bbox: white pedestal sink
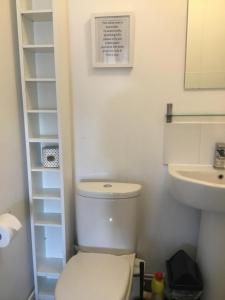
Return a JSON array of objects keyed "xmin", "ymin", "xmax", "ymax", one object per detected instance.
[{"xmin": 168, "ymin": 165, "xmax": 225, "ymax": 300}]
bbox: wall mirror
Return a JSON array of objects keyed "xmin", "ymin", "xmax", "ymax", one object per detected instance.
[{"xmin": 185, "ymin": 0, "xmax": 225, "ymax": 89}]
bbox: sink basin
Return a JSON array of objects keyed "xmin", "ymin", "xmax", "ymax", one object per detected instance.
[
  {"xmin": 168, "ymin": 164, "xmax": 225, "ymax": 213},
  {"xmin": 168, "ymin": 164, "xmax": 225, "ymax": 300}
]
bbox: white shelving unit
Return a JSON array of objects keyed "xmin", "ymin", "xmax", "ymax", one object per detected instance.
[{"xmin": 16, "ymin": 1, "xmax": 74, "ymax": 299}]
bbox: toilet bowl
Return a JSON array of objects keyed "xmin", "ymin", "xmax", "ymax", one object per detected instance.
[
  {"xmin": 55, "ymin": 182, "xmax": 142, "ymax": 300},
  {"xmin": 55, "ymin": 252, "xmax": 135, "ymax": 300}
]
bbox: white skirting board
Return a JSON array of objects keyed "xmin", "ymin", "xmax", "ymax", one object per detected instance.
[{"xmin": 27, "ymin": 290, "xmax": 35, "ymax": 300}]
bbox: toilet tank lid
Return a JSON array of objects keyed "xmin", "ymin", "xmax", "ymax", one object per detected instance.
[{"xmin": 77, "ymin": 182, "xmax": 142, "ymax": 199}]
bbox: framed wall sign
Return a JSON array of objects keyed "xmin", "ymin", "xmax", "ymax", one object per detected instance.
[{"xmin": 91, "ymin": 12, "xmax": 134, "ymax": 68}]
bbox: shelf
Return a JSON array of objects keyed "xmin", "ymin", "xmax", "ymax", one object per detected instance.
[
  {"xmin": 37, "ymin": 257, "xmax": 63, "ymax": 278},
  {"xmin": 31, "ymin": 166, "xmax": 60, "ymax": 172},
  {"xmin": 23, "ymin": 45, "xmax": 54, "ymax": 52},
  {"xmin": 34, "ymin": 213, "xmax": 62, "ymax": 227},
  {"xmin": 20, "ymin": 10, "xmax": 53, "ymax": 45},
  {"xmin": 25, "ymin": 81, "xmax": 57, "ymax": 111},
  {"xmin": 30, "ymin": 143, "xmax": 60, "ymax": 175},
  {"xmin": 39, "ymin": 295, "xmax": 54, "ymax": 300},
  {"xmin": 26, "ymin": 78, "xmax": 56, "ymax": 82},
  {"xmin": 33, "ymin": 199, "xmax": 61, "ymax": 214},
  {"xmin": 32, "ymin": 172, "xmax": 61, "ymax": 199},
  {"xmin": 16, "ymin": 1, "xmax": 74, "ymax": 298},
  {"xmin": 29, "ymin": 135, "xmax": 59, "ymax": 143},
  {"xmin": 166, "ymin": 103, "xmax": 225, "ymax": 123},
  {"xmin": 32, "ymin": 188, "xmax": 61, "ymax": 200},
  {"xmin": 38, "ymin": 277, "xmax": 57, "ymax": 300},
  {"xmin": 28, "ymin": 112, "xmax": 58, "ymax": 140},
  {"xmin": 23, "ymin": 50, "xmax": 55, "ymax": 78},
  {"xmin": 21, "ymin": 10, "xmax": 53, "ymax": 22},
  {"xmin": 172, "ymin": 114, "xmax": 225, "ymax": 117},
  {"xmin": 19, "ymin": 0, "xmax": 52, "ymax": 11},
  {"xmin": 27, "ymin": 110, "xmax": 57, "ymax": 114},
  {"xmin": 35, "ymin": 227, "xmax": 64, "ymax": 268}
]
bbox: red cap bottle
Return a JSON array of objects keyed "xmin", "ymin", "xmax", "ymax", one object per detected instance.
[{"xmin": 154, "ymin": 272, "xmax": 163, "ymax": 281}]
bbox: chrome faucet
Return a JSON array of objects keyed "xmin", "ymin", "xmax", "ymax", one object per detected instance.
[{"xmin": 214, "ymin": 143, "xmax": 225, "ymax": 169}]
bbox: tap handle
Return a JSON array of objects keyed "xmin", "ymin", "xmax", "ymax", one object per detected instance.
[{"xmin": 214, "ymin": 143, "xmax": 225, "ymax": 169}]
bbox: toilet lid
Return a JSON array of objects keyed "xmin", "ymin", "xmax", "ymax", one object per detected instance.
[
  {"xmin": 55, "ymin": 252, "xmax": 134, "ymax": 300},
  {"xmin": 77, "ymin": 182, "xmax": 142, "ymax": 199}
]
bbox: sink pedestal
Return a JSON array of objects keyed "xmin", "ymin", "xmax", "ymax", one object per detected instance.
[
  {"xmin": 168, "ymin": 164, "xmax": 225, "ymax": 300},
  {"xmin": 197, "ymin": 211, "xmax": 225, "ymax": 300}
]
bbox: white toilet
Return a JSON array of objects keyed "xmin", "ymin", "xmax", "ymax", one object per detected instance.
[{"xmin": 55, "ymin": 181, "xmax": 142, "ymax": 300}]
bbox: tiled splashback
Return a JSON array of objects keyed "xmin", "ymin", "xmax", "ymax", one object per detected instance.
[{"xmin": 164, "ymin": 123, "xmax": 225, "ymax": 164}]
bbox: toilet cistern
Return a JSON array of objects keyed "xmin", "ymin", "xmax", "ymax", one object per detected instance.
[
  {"xmin": 213, "ymin": 143, "xmax": 225, "ymax": 169},
  {"xmin": 75, "ymin": 181, "xmax": 142, "ymax": 252}
]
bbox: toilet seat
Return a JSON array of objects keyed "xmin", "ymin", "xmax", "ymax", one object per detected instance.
[{"xmin": 55, "ymin": 252, "xmax": 135, "ymax": 300}]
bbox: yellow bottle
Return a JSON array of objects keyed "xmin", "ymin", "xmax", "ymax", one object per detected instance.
[{"xmin": 151, "ymin": 272, "xmax": 165, "ymax": 300}]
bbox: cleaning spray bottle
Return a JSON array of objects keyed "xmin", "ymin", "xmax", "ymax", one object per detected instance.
[{"xmin": 151, "ymin": 272, "xmax": 165, "ymax": 300}]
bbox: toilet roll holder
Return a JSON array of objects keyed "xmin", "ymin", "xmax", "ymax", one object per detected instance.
[{"xmin": 0, "ymin": 211, "xmax": 22, "ymax": 247}]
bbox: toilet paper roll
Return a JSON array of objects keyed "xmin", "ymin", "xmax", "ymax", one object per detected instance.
[{"xmin": 0, "ymin": 213, "xmax": 22, "ymax": 248}]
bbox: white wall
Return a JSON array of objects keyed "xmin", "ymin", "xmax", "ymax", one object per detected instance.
[
  {"xmin": 0, "ymin": 1, "xmax": 33, "ymax": 299},
  {"xmin": 69, "ymin": 0, "xmax": 225, "ymax": 271}
]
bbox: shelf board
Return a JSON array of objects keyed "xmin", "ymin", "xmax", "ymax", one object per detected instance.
[
  {"xmin": 34, "ymin": 213, "xmax": 62, "ymax": 227},
  {"xmin": 38, "ymin": 278, "xmax": 56, "ymax": 300},
  {"xmin": 26, "ymin": 78, "xmax": 56, "ymax": 82},
  {"xmin": 21, "ymin": 10, "xmax": 53, "ymax": 22},
  {"xmin": 37, "ymin": 257, "xmax": 63, "ymax": 278},
  {"xmin": 29, "ymin": 135, "xmax": 59, "ymax": 143},
  {"xmin": 27, "ymin": 109, "xmax": 57, "ymax": 114},
  {"xmin": 23, "ymin": 45, "xmax": 54, "ymax": 52},
  {"xmin": 31, "ymin": 165, "xmax": 60, "ymax": 172},
  {"xmin": 32, "ymin": 188, "xmax": 61, "ymax": 200},
  {"xmin": 39, "ymin": 293, "xmax": 54, "ymax": 300}
]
